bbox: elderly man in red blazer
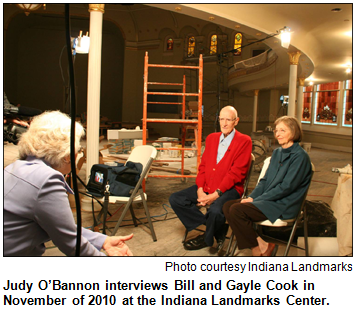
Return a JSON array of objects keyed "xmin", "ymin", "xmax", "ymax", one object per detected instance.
[{"xmin": 169, "ymin": 106, "xmax": 252, "ymax": 251}]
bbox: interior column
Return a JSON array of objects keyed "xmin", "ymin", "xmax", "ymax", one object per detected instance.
[
  {"xmin": 86, "ymin": 4, "xmax": 105, "ymax": 179},
  {"xmin": 287, "ymin": 51, "xmax": 301, "ymax": 117},
  {"xmin": 296, "ymin": 77, "xmax": 305, "ymax": 122},
  {"xmin": 252, "ymin": 89, "xmax": 259, "ymax": 132}
]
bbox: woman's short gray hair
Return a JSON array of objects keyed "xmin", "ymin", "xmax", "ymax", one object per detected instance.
[
  {"xmin": 274, "ymin": 115, "xmax": 303, "ymax": 142},
  {"xmin": 18, "ymin": 111, "xmax": 85, "ymax": 168}
]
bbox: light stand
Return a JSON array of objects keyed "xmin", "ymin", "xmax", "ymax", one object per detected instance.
[
  {"xmin": 64, "ymin": 4, "xmax": 90, "ymax": 256},
  {"xmin": 277, "ymin": 95, "xmax": 289, "ymax": 117},
  {"xmin": 72, "ymin": 31, "xmax": 90, "ymax": 55},
  {"xmin": 60, "ymin": 31, "xmax": 90, "ymax": 114}
]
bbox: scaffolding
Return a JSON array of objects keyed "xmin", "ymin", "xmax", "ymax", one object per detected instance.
[{"xmin": 142, "ymin": 51, "xmax": 203, "ymax": 179}]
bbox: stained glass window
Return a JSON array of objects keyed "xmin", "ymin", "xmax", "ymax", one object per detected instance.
[
  {"xmin": 210, "ymin": 34, "xmax": 217, "ymax": 55},
  {"xmin": 342, "ymin": 79, "xmax": 352, "ymax": 127},
  {"xmin": 234, "ymin": 33, "xmax": 242, "ymax": 56},
  {"xmin": 188, "ymin": 36, "xmax": 195, "ymax": 57},
  {"xmin": 314, "ymin": 82, "xmax": 340, "ymax": 125},
  {"xmin": 302, "ymin": 85, "xmax": 313, "ymax": 123},
  {"xmin": 167, "ymin": 38, "xmax": 173, "ymax": 51}
]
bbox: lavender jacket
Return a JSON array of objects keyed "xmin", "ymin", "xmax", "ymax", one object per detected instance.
[{"xmin": 4, "ymin": 157, "xmax": 107, "ymax": 256}]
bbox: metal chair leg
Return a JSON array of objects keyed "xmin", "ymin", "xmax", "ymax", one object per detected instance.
[
  {"xmin": 102, "ymin": 191, "xmax": 110, "ymax": 234},
  {"xmin": 230, "ymin": 241, "xmax": 238, "ymax": 256},
  {"xmin": 224, "ymin": 232, "xmax": 234, "ymax": 256},
  {"xmin": 110, "ymin": 200, "xmax": 134, "ymax": 236},
  {"xmin": 140, "ymin": 189, "xmax": 157, "ymax": 242},
  {"xmin": 129, "ymin": 204, "xmax": 138, "ymax": 227},
  {"xmin": 284, "ymin": 219, "xmax": 299, "ymax": 256},
  {"xmin": 303, "ymin": 208, "xmax": 309, "ymax": 256}
]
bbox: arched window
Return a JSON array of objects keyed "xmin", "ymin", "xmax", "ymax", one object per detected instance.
[
  {"xmin": 210, "ymin": 34, "xmax": 218, "ymax": 55},
  {"xmin": 188, "ymin": 36, "xmax": 195, "ymax": 57},
  {"xmin": 167, "ymin": 38, "xmax": 173, "ymax": 51},
  {"xmin": 234, "ymin": 33, "xmax": 242, "ymax": 56}
]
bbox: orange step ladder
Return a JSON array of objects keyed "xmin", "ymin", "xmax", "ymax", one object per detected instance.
[{"xmin": 142, "ymin": 51, "xmax": 203, "ymax": 179}]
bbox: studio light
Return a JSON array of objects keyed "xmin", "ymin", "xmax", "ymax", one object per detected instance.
[
  {"xmin": 76, "ymin": 31, "xmax": 90, "ymax": 54},
  {"xmin": 72, "ymin": 31, "xmax": 90, "ymax": 55}
]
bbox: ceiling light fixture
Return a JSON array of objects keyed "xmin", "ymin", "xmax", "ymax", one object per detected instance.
[
  {"xmin": 280, "ymin": 27, "xmax": 291, "ymax": 48},
  {"xmin": 345, "ymin": 30, "xmax": 352, "ymax": 37},
  {"xmin": 344, "ymin": 63, "xmax": 352, "ymax": 73},
  {"xmin": 15, "ymin": 4, "xmax": 46, "ymax": 16}
]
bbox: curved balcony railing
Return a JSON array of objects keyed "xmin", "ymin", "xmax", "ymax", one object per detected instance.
[{"xmin": 228, "ymin": 49, "xmax": 278, "ymax": 80}]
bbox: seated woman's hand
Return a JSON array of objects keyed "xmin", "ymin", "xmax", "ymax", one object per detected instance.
[
  {"xmin": 103, "ymin": 234, "xmax": 134, "ymax": 256},
  {"xmin": 241, "ymin": 197, "xmax": 253, "ymax": 203}
]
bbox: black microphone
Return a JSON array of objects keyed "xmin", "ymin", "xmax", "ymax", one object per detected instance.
[{"xmin": 9, "ymin": 105, "xmax": 42, "ymax": 117}]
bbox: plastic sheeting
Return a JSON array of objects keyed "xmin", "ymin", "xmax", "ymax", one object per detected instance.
[{"xmin": 331, "ymin": 174, "xmax": 352, "ymax": 256}]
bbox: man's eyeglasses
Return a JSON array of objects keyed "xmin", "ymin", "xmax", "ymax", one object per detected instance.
[{"xmin": 219, "ymin": 117, "xmax": 236, "ymax": 123}]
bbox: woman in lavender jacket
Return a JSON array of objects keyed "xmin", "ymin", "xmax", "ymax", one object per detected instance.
[{"xmin": 4, "ymin": 111, "xmax": 133, "ymax": 256}]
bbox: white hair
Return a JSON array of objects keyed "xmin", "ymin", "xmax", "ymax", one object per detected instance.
[
  {"xmin": 18, "ymin": 111, "xmax": 85, "ymax": 169},
  {"xmin": 220, "ymin": 106, "xmax": 238, "ymax": 119}
]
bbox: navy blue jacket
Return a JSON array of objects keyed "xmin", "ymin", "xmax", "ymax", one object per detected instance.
[{"xmin": 249, "ymin": 142, "xmax": 312, "ymax": 222}]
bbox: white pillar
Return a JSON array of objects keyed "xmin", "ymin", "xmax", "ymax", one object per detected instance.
[
  {"xmin": 86, "ymin": 4, "xmax": 105, "ymax": 179},
  {"xmin": 296, "ymin": 77, "xmax": 305, "ymax": 123},
  {"xmin": 252, "ymin": 89, "xmax": 259, "ymax": 132},
  {"xmin": 287, "ymin": 51, "xmax": 301, "ymax": 117}
]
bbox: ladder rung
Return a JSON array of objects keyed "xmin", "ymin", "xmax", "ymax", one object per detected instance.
[
  {"xmin": 147, "ymin": 102, "xmax": 183, "ymax": 105},
  {"xmin": 145, "ymin": 118, "xmax": 198, "ymax": 124},
  {"xmin": 156, "ymin": 147, "xmax": 197, "ymax": 151},
  {"xmin": 147, "ymin": 91, "xmax": 199, "ymax": 97},
  {"xmin": 154, "ymin": 159, "xmax": 183, "ymax": 163},
  {"xmin": 148, "ymin": 82, "xmax": 184, "ymax": 86},
  {"xmin": 148, "ymin": 64, "xmax": 200, "ymax": 70}
]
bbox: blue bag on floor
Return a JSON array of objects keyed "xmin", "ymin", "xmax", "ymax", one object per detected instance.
[{"xmin": 87, "ymin": 162, "xmax": 143, "ymax": 197}]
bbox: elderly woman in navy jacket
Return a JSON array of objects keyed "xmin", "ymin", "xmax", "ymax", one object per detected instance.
[{"xmin": 223, "ymin": 116, "xmax": 312, "ymax": 256}]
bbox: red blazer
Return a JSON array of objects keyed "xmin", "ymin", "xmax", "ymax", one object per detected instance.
[{"xmin": 196, "ymin": 130, "xmax": 252, "ymax": 197}]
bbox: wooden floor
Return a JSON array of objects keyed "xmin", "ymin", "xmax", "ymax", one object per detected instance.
[{"xmin": 4, "ymin": 141, "xmax": 352, "ymax": 257}]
